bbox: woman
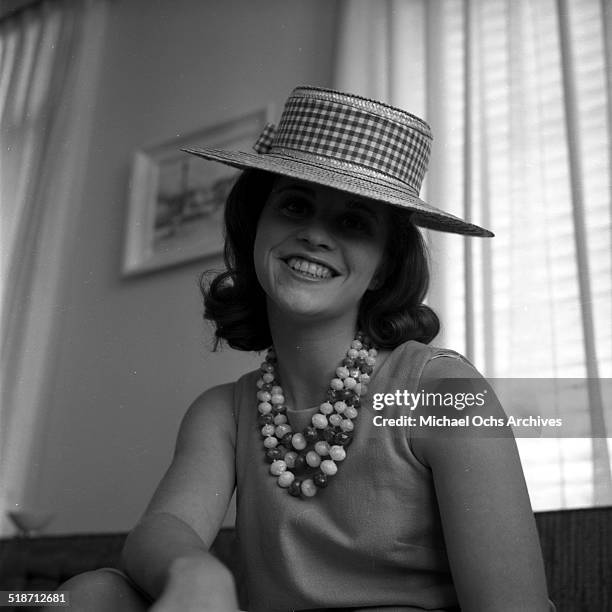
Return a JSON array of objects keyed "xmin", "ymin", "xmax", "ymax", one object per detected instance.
[{"xmin": 60, "ymin": 87, "xmax": 552, "ymax": 611}]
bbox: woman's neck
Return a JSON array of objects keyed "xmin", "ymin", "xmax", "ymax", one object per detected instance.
[{"xmin": 267, "ymin": 311, "xmax": 359, "ymax": 411}]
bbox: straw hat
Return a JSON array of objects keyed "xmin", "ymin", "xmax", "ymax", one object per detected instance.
[{"xmin": 183, "ymin": 86, "xmax": 493, "ymax": 237}]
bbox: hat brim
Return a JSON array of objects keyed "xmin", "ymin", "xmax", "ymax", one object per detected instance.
[{"xmin": 183, "ymin": 147, "xmax": 494, "ymax": 238}]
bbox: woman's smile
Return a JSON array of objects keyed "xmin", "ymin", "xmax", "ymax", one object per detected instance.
[{"xmin": 281, "ymin": 255, "xmax": 339, "ymax": 281}]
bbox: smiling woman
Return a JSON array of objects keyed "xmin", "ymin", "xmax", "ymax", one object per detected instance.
[{"xmin": 57, "ymin": 86, "xmax": 554, "ymax": 612}]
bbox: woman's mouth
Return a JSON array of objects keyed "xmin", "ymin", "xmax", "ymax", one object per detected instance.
[{"xmin": 284, "ymin": 256, "xmax": 336, "ymax": 280}]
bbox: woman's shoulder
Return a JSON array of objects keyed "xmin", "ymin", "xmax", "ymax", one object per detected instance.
[
  {"xmin": 184, "ymin": 368, "xmax": 261, "ymax": 428},
  {"xmin": 384, "ymin": 339, "xmax": 482, "ymax": 381}
]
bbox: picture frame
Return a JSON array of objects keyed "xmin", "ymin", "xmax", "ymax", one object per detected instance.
[{"xmin": 122, "ymin": 107, "xmax": 270, "ymax": 276}]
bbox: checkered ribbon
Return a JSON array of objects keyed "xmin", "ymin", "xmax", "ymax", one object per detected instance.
[
  {"xmin": 259, "ymin": 91, "xmax": 431, "ymax": 193},
  {"xmin": 253, "ymin": 122, "xmax": 277, "ymax": 154}
]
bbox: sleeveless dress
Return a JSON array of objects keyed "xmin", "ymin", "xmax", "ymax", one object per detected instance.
[{"xmin": 234, "ymin": 340, "xmax": 465, "ymax": 612}]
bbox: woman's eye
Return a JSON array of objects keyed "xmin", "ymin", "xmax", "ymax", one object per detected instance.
[
  {"xmin": 278, "ymin": 198, "xmax": 309, "ymax": 217},
  {"xmin": 340, "ymin": 214, "xmax": 370, "ymax": 233}
]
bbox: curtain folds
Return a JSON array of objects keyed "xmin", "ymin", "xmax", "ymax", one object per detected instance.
[
  {"xmin": 0, "ymin": 0, "xmax": 108, "ymax": 535},
  {"xmin": 334, "ymin": 0, "xmax": 611, "ymax": 510}
]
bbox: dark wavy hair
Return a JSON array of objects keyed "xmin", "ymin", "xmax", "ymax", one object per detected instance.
[{"xmin": 201, "ymin": 169, "xmax": 439, "ymax": 351}]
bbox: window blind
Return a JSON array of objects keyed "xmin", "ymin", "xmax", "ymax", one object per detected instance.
[{"xmin": 428, "ymin": 0, "xmax": 611, "ymax": 510}]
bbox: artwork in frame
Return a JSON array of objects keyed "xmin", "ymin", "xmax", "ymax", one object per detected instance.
[{"xmin": 122, "ymin": 108, "xmax": 270, "ymax": 276}]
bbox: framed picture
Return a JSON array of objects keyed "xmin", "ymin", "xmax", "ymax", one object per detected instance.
[{"xmin": 122, "ymin": 108, "xmax": 270, "ymax": 276}]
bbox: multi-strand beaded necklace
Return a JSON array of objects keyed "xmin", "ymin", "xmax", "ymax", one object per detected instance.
[{"xmin": 256, "ymin": 332, "xmax": 377, "ymax": 498}]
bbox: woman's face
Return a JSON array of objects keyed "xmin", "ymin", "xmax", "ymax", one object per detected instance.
[{"xmin": 253, "ymin": 177, "xmax": 390, "ymax": 323}]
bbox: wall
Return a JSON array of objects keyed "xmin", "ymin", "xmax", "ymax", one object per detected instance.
[{"xmin": 28, "ymin": 0, "xmax": 339, "ymax": 535}]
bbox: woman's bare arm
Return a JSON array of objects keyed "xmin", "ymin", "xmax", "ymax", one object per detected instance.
[
  {"xmin": 121, "ymin": 382, "xmax": 238, "ymax": 609},
  {"xmin": 412, "ymin": 357, "xmax": 550, "ymax": 612}
]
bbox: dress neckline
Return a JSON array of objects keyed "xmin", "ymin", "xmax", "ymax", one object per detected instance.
[{"xmin": 284, "ymin": 345, "xmax": 394, "ymax": 431}]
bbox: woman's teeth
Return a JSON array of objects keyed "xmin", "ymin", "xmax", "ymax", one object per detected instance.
[{"xmin": 286, "ymin": 257, "xmax": 333, "ymax": 279}]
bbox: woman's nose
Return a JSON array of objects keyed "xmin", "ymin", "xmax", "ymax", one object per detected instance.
[{"xmin": 296, "ymin": 219, "xmax": 336, "ymax": 250}]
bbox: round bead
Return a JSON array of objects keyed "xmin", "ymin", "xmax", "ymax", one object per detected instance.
[
  {"xmin": 320, "ymin": 459, "xmax": 338, "ymax": 475},
  {"xmin": 358, "ymin": 349, "xmax": 369, "ymax": 359},
  {"xmin": 257, "ymin": 390, "xmax": 272, "ymax": 402},
  {"xmin": 368, "ymin": 348, "xmax": 378, "ymax": 357},
  {"xmin": 275, "ymin": 424, "xmax": 292, "ymax": 438},
  {"xmin": 306, "ymin": 450, "xmax": 321, "ymax": 467},
  {"xmin": 312, "ymin": 413, "xmax": 328, "ymax": 429},
  {"xmin": 270, "ymin": 459, "xmax": 287, "ymax": 476},
  {"xmin": 343, "ymin": 357, "xmax": 355, "ymax": 368},
  {"xmin": 362, "ymin": 365, "xmax": 374, "ymax": 375},
  {"xmin": 288, "ymin": 480, "xmax": 302, "ymax": 497},
  {"xmin": 340, "ymin": 419, "xmax": 354, "ymax": 432},
  {"xmin": 258, "ymin": 402, "xmax": 272, "ymax": 415},
  {"xmin": 333, "ymin": 401, "xmax": 347, "ymax": 414},
  {"xmin": 350, "ymin": 339, "xmax": 363, "ymax": 350},
  {"xmin": 277, "ymin": 471, "xmax": 295, "ymax": 488},
  {"xmin": 347, "ymin": 348, "xmax": 359, "ymax": 359},
  {"xmin": 273, "ymin": 414, "xmax": 288, "ymax": 425},
  {"xmin": 323, "ymin": 428, "xmax": 337, "ymax": 443},
  {"xmin": 291, "ymin": 433, "xmax": 307, "ymax": 450},
  {"xmin": 261, "ymin": 424, "xmax": 275, "ymax": 437},
  {"xmin": 263, "ymin": 436, "xmax": 278, "ymax": 449},
  {"xmin": 258, "ymin": 414, "xmax": 274, "ymax": 426},
  {"xmin": 281, "ymin": 432, "xmax": 294, "ymax": 447},
  {"xmin": 335, "ymin": 366, "xmax": 350, "ymax": 379},
  {"xmin": 270, "ymin": 394, "xmax": 285, "ymax": 405},
  {"xmin": 359, "ymin": 373, "xmax": 371, "ymax": 384},
  {"xmin": 284, "ymin": 451, "xmax": 297, "ymax": 468},
  {"xmin": 256, "ymin": 378, "xmax": 265, "ymax": 389},
  {"xmin": 330, "ymin": 378, "xmax": 344, "ymax": 391},
  {"xmin": 328, "ymin": 413, "xmax": 342, "ymax": 427},
  {"xmin": 271, "ymin": 385, "xmax": 283, "ymax": 395},
  {"xmin": 261, "ymin": 362, "xmax": 274, "ymax": 373},
  {"xmin": 329, "ymin": 445, "xmax": 346, "ymax": 461},
  {"xmin": 319, "ymin": 402, "xmax": 334, "ymax": 415},
  {"xmin": 343, "ymin": 377, "xmax": 357, "ymax": 389},
  {"xmin": 262, "ymin": 372, "xmax": 274, "ymax": 383},
  {"xmin": 365, "ymin": 355, "xmax": 376, "ymax": 366},
  {"xmin": 301, "ymin": 479, "xmax": 318, "ymax": 497},
  {"xmin": 275, "ymin": 445, "xmax": 287, "ymax": 458},
  {"xmin": 314, "ymin": 441, "xmax": 330, "ymax": 456},
  {"xmin": 313, "ymin": 471, "xmax": 328, "ymax": 488},
  {"xmin": 293, "ymin": 454, "xmax": 307, "ymax": 471},
  {"xmin": 344, "ymin": 406, "xmax": 358, "ymax": 420},
  {"xmin": 265, "ymin": 448, "xmax": 282, "ymax": 462}
]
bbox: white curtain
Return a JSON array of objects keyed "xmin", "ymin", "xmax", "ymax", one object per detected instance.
[
  {"xmin": 0, "ymin": 0, "xmax": 108, "ymax": 535},
  {"xmin": 335, "ymin": 0, "xmax": 611, "ymax": 511}
]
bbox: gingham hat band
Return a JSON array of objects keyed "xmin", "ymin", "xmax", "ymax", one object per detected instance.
[{"xmin": 253, "ymin": 92, "xmax": 431, "ymax": 195}]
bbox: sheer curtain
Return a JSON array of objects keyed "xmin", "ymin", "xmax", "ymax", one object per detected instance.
[
  {"xmin": 0, "ymin": 0, "xmax": 108, "ymax": 535},
  {"xmin": 335, "ymin": 0, "xmax": 611, "ymax": 511}
]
